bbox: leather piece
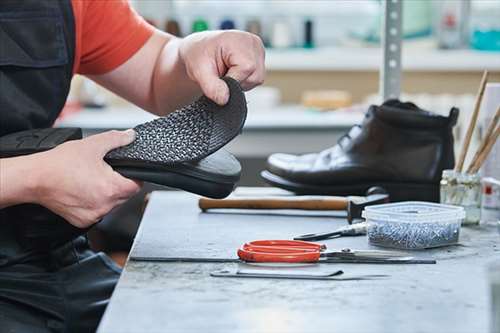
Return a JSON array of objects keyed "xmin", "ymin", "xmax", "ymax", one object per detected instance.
[{"xmin": 264, "ymin": 100, "xmax": 458, "ymax": 200}]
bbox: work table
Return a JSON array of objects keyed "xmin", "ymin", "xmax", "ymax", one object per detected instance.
[{"xmin": 97, "ymin": 191, "xmax": 498, "ymax": 333}]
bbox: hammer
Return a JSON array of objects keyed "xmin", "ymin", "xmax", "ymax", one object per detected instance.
[{"xmin": 198, "ymin": 187, "xmax": 389, "ymax": 224}]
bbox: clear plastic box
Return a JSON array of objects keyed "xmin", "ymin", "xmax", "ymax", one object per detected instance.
[{"xmin": 362, "ymin": 201, "xmax": 466, "ymax": 250}]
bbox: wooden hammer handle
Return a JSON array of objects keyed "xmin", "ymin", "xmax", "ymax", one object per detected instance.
[{"xmin": 199, "ymin": 196, "xmax": 349, "ymax": 211}]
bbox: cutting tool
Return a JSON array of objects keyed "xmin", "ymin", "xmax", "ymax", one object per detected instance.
[{"xmin": 237, "ymin": 240, "xmax": 435, "ymax": 264}]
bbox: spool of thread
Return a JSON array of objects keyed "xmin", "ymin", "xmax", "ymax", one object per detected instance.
[
  {"xmin": 304, "ymin": 19, "xmax": 314, "ymax": 48},
  {"xmin": 192, "ymin": 18, "xmax": 209, "ymax": 33},
  {"xmin": 271, "ymin": 20, "xmax": 292, "ymax": 48},
  {"xmin": 165, "ymin": 19, "xmax": 181, "ymax": 37},
  {"xmin": 220, "ymin": 19, "xmax": 235, "ymax": 30}
]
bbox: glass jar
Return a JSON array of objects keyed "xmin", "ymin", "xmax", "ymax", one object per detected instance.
[{"xmin": 440, "ymin": 169, "xmax": 482, "ymax": 225}]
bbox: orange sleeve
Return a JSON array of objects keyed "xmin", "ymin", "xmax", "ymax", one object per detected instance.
[{"xmin": 76, "ymin": 0, "xmax": 155, "ymax": 75}]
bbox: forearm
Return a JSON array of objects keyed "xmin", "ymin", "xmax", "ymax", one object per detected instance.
[
  {"xmin": 89, "ymin": 31, "xmax": 201, "ymax": 117},
  {"xmin": 0, "ymin": 155, "xmax": 40, "ymax": 208},
  {"xmin": 150, "ymin": 37, "xmax": 202, "ymax": 115}
]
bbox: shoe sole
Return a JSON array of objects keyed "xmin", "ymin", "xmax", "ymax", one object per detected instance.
[
  {"xmin": 261, "ymin": 170, "xmax": 439, "ymax": 202},
  {"xmin": 105, "ymin": 76, "xmax": 247, "ymax": 165},
  {"xmin": 112, "ymin": 149, "xmax": 241, "ymax": 199}
]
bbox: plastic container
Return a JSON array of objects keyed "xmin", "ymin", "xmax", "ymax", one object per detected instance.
[{"xmin": 362, "ymin": 201, "xmax": 466, "ymax": 250}]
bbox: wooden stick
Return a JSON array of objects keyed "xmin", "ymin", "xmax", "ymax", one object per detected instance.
[
  {"xmin": 455, "ymin": 70, "xmax": 489, "ymax": 172},
  {"xmin": 469, "ymin": 124, "xmax": 500, "ymax": 174},
  {"xmin": 467, "ymin": 105, "xmax": 500, "ymax": 173},
  {"xmin": 199, "ymin": 196, "xmax": 349, "ymax": 211}
]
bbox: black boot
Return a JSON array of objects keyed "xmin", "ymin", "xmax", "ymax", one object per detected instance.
[{"xmin": 262, "ymin": 100, "xmax": 459, "ymax": 202}]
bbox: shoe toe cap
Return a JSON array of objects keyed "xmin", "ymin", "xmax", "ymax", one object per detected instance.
[{"xmin": 266, "ymin": 153, "xmax": 297, "ymax": 177}]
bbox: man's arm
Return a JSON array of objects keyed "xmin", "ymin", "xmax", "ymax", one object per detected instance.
[
  {"xmin": 0, "ymin": 130, "xmax": 141, "ymax": 228},
  {"xmin": 0, "ymin": 156, "xmax": 40, "ymax": 208},
  {"xmin": 88, "ymin": 30, "xmax": 265, "ymax": 116}
]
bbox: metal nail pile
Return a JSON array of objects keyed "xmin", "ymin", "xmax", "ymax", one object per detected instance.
[{"xmin": 368, "ymin": 220, "xmax": 460, "ymax": 249}]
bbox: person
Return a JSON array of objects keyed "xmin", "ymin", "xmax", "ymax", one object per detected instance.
[{"xmin": 0, "ymin": 1, "xmax": 265, "ymax": 332}]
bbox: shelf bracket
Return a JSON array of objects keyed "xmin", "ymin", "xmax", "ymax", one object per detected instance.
[{"xmin": 380, "ymin": 0, "xmax": 403, "ymax": 101}]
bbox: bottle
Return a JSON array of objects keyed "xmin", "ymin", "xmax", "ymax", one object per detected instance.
[
  {"xmin": 271, "ymin": 20, "xmax": 292, "ymax": 48},
  {"xmin": 192, "ymin": 19, "xmax": 209, "ymax": 33},
  {"xmin": 303, "ymin": 19, "xmax": 314, "ymax": 48},
  {"xmin": 220, "ymin": 19, "xmax": 235, "ymax": 30},
  {"xmin": 165, "ymin": 19, "xmax": 181, "ymax": 37}
]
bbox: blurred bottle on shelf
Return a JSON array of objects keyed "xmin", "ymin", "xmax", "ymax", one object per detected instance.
[
  {"xmin": 303, "ymin": 19, "xmax": 314, "ymax": 48},
  {"xmin": 437, "ymin": 0, "xmax": 470, "ymax": 49},
  {"xmin": 470, "ymin": 0, "xmax": 500, "ymax": 51},
  {"xmin": 192, "ymin": 18, "xmax": 209, "ymax": 33},
  {"xmin": 271, "ymin": 20, "xmax": 292, "ymax": 48},
  {"xmin": 220, "ymin": 19, "xmax": 235, "ymax": 30},
  {"xmin": 165, "ymin": 19, "xmax": 181, "ymax": 37},
  {"xmin": 246, "ymin": 19, "xmax": 266, "ymax": 45}
]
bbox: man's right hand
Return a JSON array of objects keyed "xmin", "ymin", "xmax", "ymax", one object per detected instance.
[{"xmin": 27, "ymin": 130, "xmax": 141, "ymax": 228}]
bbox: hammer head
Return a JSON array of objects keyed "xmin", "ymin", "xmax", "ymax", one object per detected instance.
[{"xmin": 347, "ymin": 193, "xmax": 389, "ymax": 224}]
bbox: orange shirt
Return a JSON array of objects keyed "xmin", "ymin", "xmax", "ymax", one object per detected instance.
[{"xmin": 71, "ymin": 0, "xmax": 155, "ymax": 75}]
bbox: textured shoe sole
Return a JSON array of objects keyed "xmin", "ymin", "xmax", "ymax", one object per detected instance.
[
  {"xmin": 105, "ymin": 76, "xmax": 247, "ymax": 165},
  {"xmin": 261, "ymin": 170, "xmax": 439, "ymax": 202}
]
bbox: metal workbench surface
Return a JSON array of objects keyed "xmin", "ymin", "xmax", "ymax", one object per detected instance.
[{"xmin": 97, "ymin": 191, "xmax": 499, "ymax": 333}]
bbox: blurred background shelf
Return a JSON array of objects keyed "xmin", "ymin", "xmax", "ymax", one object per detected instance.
[{"xmin": 265, "ymin": 47, "xmax": 500, "ymax": 72}]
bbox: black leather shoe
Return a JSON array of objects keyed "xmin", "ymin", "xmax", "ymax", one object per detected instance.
[{"xmin": 262, "ymin": 100, "xmax": 459, "ymax": 202}]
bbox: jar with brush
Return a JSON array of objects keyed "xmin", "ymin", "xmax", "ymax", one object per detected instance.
[{"xmin": 440, "ymin": 71, "xmax": 500, "ymax": 225}]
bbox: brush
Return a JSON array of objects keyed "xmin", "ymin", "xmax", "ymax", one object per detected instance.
[{"xmin": 455, "ymin": 70, "xmax": 488, "ymax": 172}]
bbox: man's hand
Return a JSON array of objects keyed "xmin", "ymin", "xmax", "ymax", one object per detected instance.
[
  {"xmin": 30, "ymin": 130, "xmax": 141, "ymax": 228},
  {"xmin": 179, "ymin": 30, "xmax": 265, "ymax": 105}
]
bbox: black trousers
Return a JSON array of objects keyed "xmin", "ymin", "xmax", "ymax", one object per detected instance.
[{"xmin": 0, "ymin": 236, "xmax": 120, "ymax": 333}]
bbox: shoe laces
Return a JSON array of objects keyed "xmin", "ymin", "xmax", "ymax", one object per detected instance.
[{"xmin": 324, "ymin": 124, "xmax": 362, "ymax": 156}]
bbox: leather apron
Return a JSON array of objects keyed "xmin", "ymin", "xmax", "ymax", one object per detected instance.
[{"xmin": 0, "ymin": 1, "xmax": 120, "ymax": 332}]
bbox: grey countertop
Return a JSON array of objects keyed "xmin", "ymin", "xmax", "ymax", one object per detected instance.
[{"xmin": 97, "ymin": 191, "xmax": 499, "ymax": 333}]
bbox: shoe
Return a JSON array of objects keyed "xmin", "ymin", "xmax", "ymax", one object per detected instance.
[{"xmin": 262, "ymin": 100, "xmax": 459, "ymax": 202}]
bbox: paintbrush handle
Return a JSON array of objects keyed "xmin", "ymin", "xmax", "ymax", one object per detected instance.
[
  {"xmin": 199, "ymin": 196, "xmax": 349, "ymax": 211},
  {"xmin": 456, "ymin": 71, "xmax": 489, "ymax": 172},
  {"xmin": 467, "ymin": 105, "xmax": 500, "ymax": 173},
  {"xmin": 469, "ymin": 124, "xmax": 500, "ymax": 174}
]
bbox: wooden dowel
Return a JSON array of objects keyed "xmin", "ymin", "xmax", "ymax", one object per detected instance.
[
  {"xmin": 199, "ymin": 196, "xmax": 349, "ymax": 211},
  {"xmin": 455, "ymin": 70, "xmax": 489, "ymax": 172},
  {"xmin": 467, "ymin": 105, "xmax": 500, "ymax": 173},
  {"xmin": 469, "ymin": 124, "xmax": 500, "ymax": 174}
]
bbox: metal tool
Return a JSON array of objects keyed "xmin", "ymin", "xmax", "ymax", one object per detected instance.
[
  {"xmin": 294, "ymin": 222, "xmax": 368, "ymax": 241},
  {"xmin": 199, "ymin": 187, "xmax": 389, "ymax": 224},
  {"xmin": 210, "ymin": 269, "xmax": 389, "ymax": 281},
  {"xmin": 237, "ymin": 240, "xmax": 435, "ymax": 264}
]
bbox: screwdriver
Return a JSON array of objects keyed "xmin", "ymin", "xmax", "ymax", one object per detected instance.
[{"xmin": 294, "ymin": 222, "xmax": 367, "ymax": 241}]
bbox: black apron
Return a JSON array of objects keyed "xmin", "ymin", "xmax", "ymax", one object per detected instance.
[{"xmin": 0, "ymin": 1, "xmax": 120, "ymax": 332}]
